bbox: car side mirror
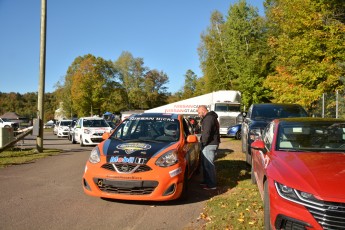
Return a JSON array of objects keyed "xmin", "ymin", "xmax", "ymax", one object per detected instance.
[
  {"xmin": 186, "ymin": 135, "xmax": 198, "ymax": 143},
  {"xmin": 251, "ymin": 140, "xmax": 265, "ymax": 151}
]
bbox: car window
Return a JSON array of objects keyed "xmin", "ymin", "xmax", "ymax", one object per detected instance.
[
  {"xmin": 111, "ymin": 116, "xmax": 180, "ymax": 142},
  {"xmin": 82, "ymin": 119, "xmax": 109, "ymax": 127},
  {"xmin": 60, "ymin": 120, "xmax": 71, "ymax": 126},
  {"xmin": 183, "ymin": 118, "xmax": 192, "ymax": 137},
  {"xmin": 263, "ymin": 122, "xmax": 275, "ymax": 150},
  {"xmin": 277, "ymin": 121, "xmax": 345, "ymax": 151},
  {"xmin": 251, "ymin": 105, "xmax": 307, "ymax": 121}
]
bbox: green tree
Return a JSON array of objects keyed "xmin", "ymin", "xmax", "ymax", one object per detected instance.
[
  {"xmin": 198, "ymin": 11, "xmax": 230, "ymax": 91},
  {"xmin": 114, "ymin": 51, "xmax": 147, "ymax": 109},
  {"xmin": 224, "ymin": 0, "xmax": 271, "ymax": 107},
  {"xmin": 181, "ymin": 70, "xmax": 198, "ymax": 99},
  {"xmin": 198, "ymin": 1, "xmax": 271, "ymax": 108},
  {"xmin": 143, "ymin": 69, "xmax": 169, "ymax": 109}
]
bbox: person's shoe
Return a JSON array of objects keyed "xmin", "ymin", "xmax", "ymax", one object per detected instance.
[
  {"xmin": 203, "ymin": 186, "xmax": 217, "ymax": 190},
  {"xmin": 199, "ymin": 182, "xmax": 207, "ymax": 186}
]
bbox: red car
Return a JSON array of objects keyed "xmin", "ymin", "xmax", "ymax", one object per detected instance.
[{"xmin": 251, "ymin": 117, "xmax": 345, "ymax": 230}]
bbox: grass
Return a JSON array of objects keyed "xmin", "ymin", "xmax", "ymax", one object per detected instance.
[
  {"xmin": 0, "ymin": 148, "xmax": 61, "ymax": 168},
  {"xmin": 199, "ymin": 139, "xmax": 264, "ymax": 229}
]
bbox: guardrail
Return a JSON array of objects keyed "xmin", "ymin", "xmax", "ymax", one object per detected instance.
[{"xmin": 0, "ymin": 127, "xmax": 33, "ymax": 153}]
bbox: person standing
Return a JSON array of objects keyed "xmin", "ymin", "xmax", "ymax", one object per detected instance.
[{"xmin": 197, "ymin": 105, "xmax": 220, "ymax": 190}]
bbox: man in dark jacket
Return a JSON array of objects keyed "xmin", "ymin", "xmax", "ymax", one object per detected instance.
[{"xmin": 197, "ymin": 105, "xmax": 220, "ymax": 190}]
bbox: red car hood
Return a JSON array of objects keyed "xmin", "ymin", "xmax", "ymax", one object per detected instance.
[{"xmin": 270, "ymin": 151, "xmax": 345, "ymax": 201}]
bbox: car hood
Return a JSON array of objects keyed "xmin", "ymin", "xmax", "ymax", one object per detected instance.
[
  {"xmin": 270, "ymin": 151, "xmax": 345, "ymax": 200},
  {"xmin": 101, "ymin": 139, "xmax": 177, "ymax": 163}
]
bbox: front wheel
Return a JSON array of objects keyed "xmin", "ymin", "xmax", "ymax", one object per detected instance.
[
  {"xmin": 264, "ymin": 180, "xmax": 272, "ymax": 230},
  {"xmin": 251, "ymin": 157, "xmax": 256, "ymax": 185},
  {"xmin": 235, "ymin": 130, "xmax": 241, "ymax": 140},
  {"xmin": 80, "ymin": 136, "xmax": 84, "ymax": 147},
  {"xmin": 71, "ymin": 134, "xmax": 76, "ymax": 144},
  {"xmin": 178, "ymin": 168, "xmax": 189, "ymax": 201}
]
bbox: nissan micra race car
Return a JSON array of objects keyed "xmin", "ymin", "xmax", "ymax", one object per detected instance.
[{"xmin": 82, "ymin": 113, "xmax": 200, "ymax": 201}]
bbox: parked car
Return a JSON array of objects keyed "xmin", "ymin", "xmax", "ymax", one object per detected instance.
[
  {"xmin": 71, "ymin": 117, "xmax": 112, "ymax": 146},
  {"xmin": 43, "ymin": 120, "xmax": 54, "ymax": 129},
  {"xmin": 227, "ymin": 123, "xmax": 241, "ymax": 140},
  {"xmin": 251, "ymin": 117, "xmax": 345, "ymax": 230},
  {"xmin": 241, "ymin": 103, "xmax": 308, "ymax": 165},
  {"xmin": 57, "ymin": 120, "xmax": 72, "ymax": 138},
  {"xmin": 82, "ymin": 113, "xmax": 200, "ymax": 201}
]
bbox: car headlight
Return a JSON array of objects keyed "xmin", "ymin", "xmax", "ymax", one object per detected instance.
[
  {"xmin": 155, "ymin": 150, "xmax": 178, "ymax": 167},
  {"xmin": 84, "ymin": 129, "xmax": 91, "ymax": 134},
  {"xmin": 89, "ymin": 147, "xmax": 100, "ymax": 164},
  {"xmin": 275, "ymin": 181, "xmax": 318, "ymax": 204}
]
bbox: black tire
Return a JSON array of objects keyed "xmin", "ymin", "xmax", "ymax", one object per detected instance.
[
  {"xmin": 235, "ymin": 130, "xmax": 241, "ymax": 140},
  {"xmin": 264, "ymin": 180, "xmax": 272, "ymax": 230},
  {"xmin": 80, "ymin": 136, "xmax": 84, "ymax": 147},
  {"xmin": 251, "ymin": 157, "xmax": 256, "ymax": 185},
  {"xmin": 71, "ymin": 134, "xmax": 76, "ymax": 144}
]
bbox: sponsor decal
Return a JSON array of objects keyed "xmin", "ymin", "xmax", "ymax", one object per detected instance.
[
  {"xmin": 106, "ymin": 175, "xmax": 142, "ymax": 180},
  {"xmin": 109, "ymin": 155, "xmax": 147, "ymax": 164},
  {"xmin": 116, "ymin": 143, "xmax": 151, "ymax": 154},
  {"xmin": 169, "ymin": 167, "xmax": 182, "ymax": 178}
]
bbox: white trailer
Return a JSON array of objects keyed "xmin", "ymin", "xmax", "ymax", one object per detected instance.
[{"xmin": 145, "ymin": 90, "xmax": 241, "ymax": 135}]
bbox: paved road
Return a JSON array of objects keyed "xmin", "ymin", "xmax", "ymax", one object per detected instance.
[{"xmin": 0, "ymin": 133, "xmax": 220, "ymax": 230}]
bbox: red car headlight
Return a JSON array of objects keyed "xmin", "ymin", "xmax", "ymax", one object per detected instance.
[{"xmin": 275, "ymin": 181, "xmax": 318, "ymax": 204}]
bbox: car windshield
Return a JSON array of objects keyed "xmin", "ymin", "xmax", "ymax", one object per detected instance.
[
  {"xmin": 60, "ymin": 120, "xmax": 72, "ymax": 126},
  {"xmin": 111, "ymin": 117, "xmax": 180, "ymax": 142},
  {"xmin": 83, "ymin": 119, "xmax": 109, "ymax": 127},
  {"xmin": 277, "ymin": 121, "xmax": 345, "ymax": 152},
  {"xmin": 253, "ymin": 105, "xmax": 307, "ymax": 121}
]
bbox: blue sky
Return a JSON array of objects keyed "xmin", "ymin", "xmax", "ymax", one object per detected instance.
[{"xmin": 0, "ymin": 0, "xmax": 264, "ymax": 94}]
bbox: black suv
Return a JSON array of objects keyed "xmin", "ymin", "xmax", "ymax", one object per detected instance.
[{"xmin": 241, "ymin": 103, "xmax": 308, "ymax": 165}]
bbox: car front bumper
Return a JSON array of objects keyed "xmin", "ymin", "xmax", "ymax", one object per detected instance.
[{"xmin": 82, "ymin": 160, "xmax": 185, "ymax": 201}]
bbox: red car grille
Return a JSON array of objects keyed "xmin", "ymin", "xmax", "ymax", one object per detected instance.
[
  {"xmin": 94, "ymin": 178, "xmax": 158, "ymax": 195},
  {"xmin": 101, "ymin": 163, "xmax": 152, "ymax": 173}
]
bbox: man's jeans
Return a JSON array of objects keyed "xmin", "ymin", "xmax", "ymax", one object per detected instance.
[{"xmin": 201, "ymin": 145, "xmax": 218, "ymax": 188}]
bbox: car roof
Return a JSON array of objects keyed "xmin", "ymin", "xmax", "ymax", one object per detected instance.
[
  {"xmin": 277, "ymin": 117, "xmax": 345, "ymax": 123},
  {"xmin": 130, "ymin": 113, "xmax": 180, "ymax": 119},
  {"xmin": 252, "ymin": 103, "xmax": 303, "ymax": 108},
  {"xmin": 80, "ymin": 116, "xmax": 104, "ymax": 120}
]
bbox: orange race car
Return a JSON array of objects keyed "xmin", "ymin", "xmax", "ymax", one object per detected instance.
[{"xmin": 82, "ymin": 113, "xmax": 201, "ymax": 201}]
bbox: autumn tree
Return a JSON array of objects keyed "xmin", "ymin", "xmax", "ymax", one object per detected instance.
[
  {"xmin": 264, "ymin": 0, "xmax": 345, "ymax": 109},
  {"xmin": 60, "ymin": 54, "xmax": 120, "ymax": 117}
]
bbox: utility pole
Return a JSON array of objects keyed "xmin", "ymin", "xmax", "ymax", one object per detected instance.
[{"xmin": 37, "ymin": 0, "xmax": 47, "ymax": 152}]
